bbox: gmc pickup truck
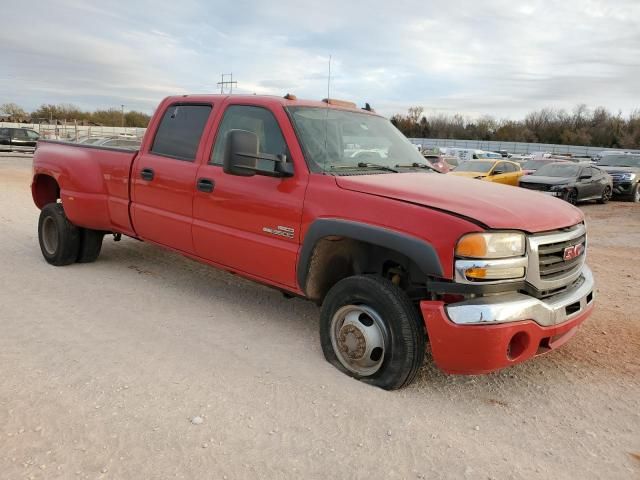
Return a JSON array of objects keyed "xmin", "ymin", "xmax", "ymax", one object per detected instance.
[{"xmin": 31, "ymin": 94, "xmax": 595, "ymax": 389}]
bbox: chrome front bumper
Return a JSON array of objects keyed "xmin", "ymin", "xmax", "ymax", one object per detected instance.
[{"xmin": 446, "ymin": 265, "xmax": 594, "ymax": 327}]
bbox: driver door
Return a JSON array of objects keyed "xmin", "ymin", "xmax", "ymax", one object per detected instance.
[{"xmin": 192, "ymin": 104, "xmax": 308, "ymax": 289}]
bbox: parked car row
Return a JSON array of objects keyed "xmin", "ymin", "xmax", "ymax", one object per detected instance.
[
  {"xmin": 440, "ymin": 154, "xmax": 639, "ymax": 204},
  {"xmin": 76, "ymin": 135, "xmax": 141, "ymax": 149}
]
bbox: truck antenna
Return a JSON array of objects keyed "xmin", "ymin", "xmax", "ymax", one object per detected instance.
[
  {"xmin": 323, "ymin": 55, "xmax": 331, "ymax": 172},
  {"xmin": 327, "ymin": 55, "xmax": 332, "ymax": 101}
]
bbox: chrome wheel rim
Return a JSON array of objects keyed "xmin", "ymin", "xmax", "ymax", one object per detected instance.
[
  {"xmin": 330, "ymin": 305, "xmax": 388, "ymax": 376},
  {"xmin": 41, "ymin": 216, "xmax": 58, "ymax": 255}
]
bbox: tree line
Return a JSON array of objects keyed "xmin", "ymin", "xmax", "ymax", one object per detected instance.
[
  {"xmin": 0, "ymin": 102, "xmax": 151, "ymax": 128},
  {"xmin": 391, "ymin": 105, "xmax": 640, "ymax": 149}
]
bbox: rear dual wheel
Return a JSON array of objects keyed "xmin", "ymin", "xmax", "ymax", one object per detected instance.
[
  {"xmin": 38, "ymin": 202, "xmax": 104, "ymax": 266},
  {"xmin": 320, "ymin": 275, "xmax": 425, "ymax": 390}
]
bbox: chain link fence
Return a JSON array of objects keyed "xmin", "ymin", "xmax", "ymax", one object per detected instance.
[
  {"xmin": 0, "ymin": 122, "xmax": 146, "ymax": 141},
  {"xmin": 409, "ymin": 138, "xmax": 640, "ymax": 156}
]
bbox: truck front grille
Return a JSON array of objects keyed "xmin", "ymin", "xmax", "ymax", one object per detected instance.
[
  {"xmin": 520, "ymin": 182, "xmax": 551, "ymax": 192},
  {"xmin": 526, "ymin": 224, "xmax": 586, "ymax": 292},
  {"xmin": 538, "ymin": 233, "xmax": 586, "ymax": 279}
]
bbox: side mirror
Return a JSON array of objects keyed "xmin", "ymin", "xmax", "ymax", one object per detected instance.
[
  {"xmin": 223, "ymin": 129, "xmax": 259, "ymax": 177},
  {"xmin": 223, "ymin": 129, "xmax": 293, "ymax": 178},
  {"xmin": 492, "ymin": 169, "xmax": 504, "ymax": 175},
  {"xmin": 579, "ymin": 175, "xmax": 591, "ymax": 180}
]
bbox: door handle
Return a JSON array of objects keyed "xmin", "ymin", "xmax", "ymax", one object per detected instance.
[
  {"xmin": 140, "ymin": 168, "xmax": 154, "ymax": 181},
  {"xmin": 197, "ymin": 178, "xmax": 215, "ymax": 193}
]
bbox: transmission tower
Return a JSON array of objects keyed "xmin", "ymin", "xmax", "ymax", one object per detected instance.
[{"xmin": 217, "ymin": 73, "xmax": 238, "ymax": 94}]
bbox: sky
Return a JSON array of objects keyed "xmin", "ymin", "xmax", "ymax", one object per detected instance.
[{"xmin": 1, "ymin": 0, "xmax": 638, "ymax": 119}]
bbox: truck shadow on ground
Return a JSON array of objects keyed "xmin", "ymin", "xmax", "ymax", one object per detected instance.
[{"xmin": 90, "ymin": 235, "xmax": 633, "ymax": 394}]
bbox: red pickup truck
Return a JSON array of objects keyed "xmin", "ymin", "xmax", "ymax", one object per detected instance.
[{"xmin": 31, "ymin": 94, "xmax": 595, "ymax": 389}]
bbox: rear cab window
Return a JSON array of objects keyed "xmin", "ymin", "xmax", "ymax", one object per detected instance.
[{"xmin": 151, "ymin": 104, "xmax": 212, "ymax": 161}]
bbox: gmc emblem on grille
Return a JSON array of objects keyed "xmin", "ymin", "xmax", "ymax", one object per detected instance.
[{"xmin": 563, "ymin": 243, "xmax": 584, "ymax": 261}]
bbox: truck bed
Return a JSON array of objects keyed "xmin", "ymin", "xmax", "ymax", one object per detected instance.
[{"xmin": 32, "ymin": 140, "xmax": 139, "ymax": 235}]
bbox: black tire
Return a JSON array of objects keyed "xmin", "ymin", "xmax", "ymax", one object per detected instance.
[
  {"xmin": 597, "ymin": 186, "xmax": 612, "ymax": 204},
  {"xmin": 564, "ymin": 188, "xmax": 578, "ymax": 205},
  {"xmin": 630, "ymin": 183, "xmax": 640, "ymax": 203},
  {"xmin": 76, "ymin": 228, "xmax": 105, "ymax": 263},
  {"xmin": 320, "ymin": 275, "xmax": 425, "ymax": 390},
  {"xmin": 38, "ymin": 203, "xmax": 80, "ymax": 266}
]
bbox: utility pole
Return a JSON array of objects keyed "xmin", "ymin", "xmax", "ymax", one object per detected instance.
[
  {"xmin": 121, "ymin": 104, "xmax": 125, "ymax": 128},
  {"xmin": 217, "ymin": 73, "xmax": 238, "ymax": 94}
]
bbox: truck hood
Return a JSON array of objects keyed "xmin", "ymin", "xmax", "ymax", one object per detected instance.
[{"xmin": 335, "ymin": 172, "xmax": 583, "ymax": 233}]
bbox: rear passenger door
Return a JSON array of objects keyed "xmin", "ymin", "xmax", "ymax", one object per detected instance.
[
  {"xmin": 588, "ymin": 166, "xmax": 608, "ymax": 198},
  {"xmin": 131, "ymin": 103, "xmax": 213, "ymax": 253},
  {"xmin": 10, "ymin": 128, "xmax": 30, "ymax": 152}
]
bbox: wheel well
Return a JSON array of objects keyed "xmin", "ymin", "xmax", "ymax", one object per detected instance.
[
  {"xmin": 32, "ymin": 174, "xmax": 60, "ymax": 209},
  {"xmin": 304, "ymin": 237, "xmax": 427, "ymax": 303}
]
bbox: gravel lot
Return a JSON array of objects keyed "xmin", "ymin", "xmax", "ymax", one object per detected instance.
[{"xmin": 1, "ymin": 153, "xmax": 639, "ymax": 479}]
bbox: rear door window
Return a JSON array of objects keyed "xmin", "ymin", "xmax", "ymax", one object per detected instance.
[
  {"xmin": 151, "ymin": 104, "xmax": 212, "ymax": 161},
  {"xmin": 12, "ymin": 129, "xmax": 28, "ymax": 140}
]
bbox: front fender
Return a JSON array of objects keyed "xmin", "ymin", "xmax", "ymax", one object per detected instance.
[{"xmin": 296, "ymin": 218, "xmax": 444, "ymax": 292}]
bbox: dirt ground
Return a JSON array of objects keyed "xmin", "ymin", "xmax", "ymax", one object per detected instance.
[{"xmin": 1, "ymin": 153, "xmax": 638, "ymax": 479}]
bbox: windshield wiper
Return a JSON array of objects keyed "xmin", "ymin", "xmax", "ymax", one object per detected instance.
[
  {"xmin": 356, "ymin": 162, "xmax": 398, "ymax": 173},
  {"xmin": 395, "ymin": 162, "xmax": 439, "ymax": 173},
  {"xmin": 330, "ymin": 163, "xmax": 397, "ymax": 173}
]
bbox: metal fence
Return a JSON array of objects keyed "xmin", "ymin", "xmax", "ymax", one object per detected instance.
[
  {"xmin": 0, "ymin": 122, "xmax": 146, "ymax": 141},
  {"xmin": 409, "ymin": 138, "xmax": 640, "ymax": 157}
]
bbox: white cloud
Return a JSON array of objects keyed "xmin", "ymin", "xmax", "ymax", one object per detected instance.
[{"xmin": 0, "ymin": 0, "xmax": 638, "ymax": 119}]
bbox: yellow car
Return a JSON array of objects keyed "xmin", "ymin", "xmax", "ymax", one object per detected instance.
[{"xmin": 448, "ymin": 159, "xmax": 523, "ymax": 186}]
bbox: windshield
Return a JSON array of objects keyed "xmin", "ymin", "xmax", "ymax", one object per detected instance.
[
  {"xmin": 477, "ymin": 152, "xmax": 501, "ymax": 159},
  {"xmin": 534, "ymin": 163, "xmax": 580, "ymax": 177},
  {"xmin": 597, "ymin": 155, "xmax": 640, "ymax": 167},
  {"xmin": 287, "ymin": 107, "xmax": 429, "ymax": 171},
  {"xmin": 522, "ymin": 159, "xmax": 552, "ymax": 170},
  {"xmin": 455, "ymin": 161, "xmax": 495, "ymax": 173}
]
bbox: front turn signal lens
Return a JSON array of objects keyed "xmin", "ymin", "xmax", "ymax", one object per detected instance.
[{"xmin": 465, "ymin": 266, "xmax": 525, "ymax": 280}]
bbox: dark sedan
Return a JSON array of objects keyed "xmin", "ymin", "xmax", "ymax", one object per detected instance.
[{"xmin": 519, "ymin": 162, "xmax": 613, "ymax": 204}]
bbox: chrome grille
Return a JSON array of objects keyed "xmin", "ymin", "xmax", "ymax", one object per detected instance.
[
  {"xmin": 609, "ymin": 173, "xmax": 625, "ymax": 182},
  {"xmin": 526, "ymin": 224, "xmax": 586, "ymax": 292},
  {"xmin": 538, "ymin": 233, "xmax": 586, "ymax": 279},
  {"xmin": 520, "ymin": 182, "xmax": 551, "ymax": 192}
]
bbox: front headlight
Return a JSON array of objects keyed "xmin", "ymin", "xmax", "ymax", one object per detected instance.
[
  {"xmin": 455, "ymin": 232, "xmax": 526, "ymax": 282},
  {"xmin": 550, "ymin": 185, "xmax": 565, "ymax": 191},
  {"xmin": 456, "ymin": 232, "xmax": 525, "ymax": 259},
  {"xmin": 622, "ymin": 173, "xmax": 636, "ymax": 181}
]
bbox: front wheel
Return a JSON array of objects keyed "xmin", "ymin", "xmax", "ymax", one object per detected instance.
[
  {"xmin": 564, "ymin": 188, "xmax": 578, "ymax": 205},
  {"xmin": 320, "ymin": 275, "xmax": 425, "ymax": 390},
  {"xmin": 597, "ymin": 186, "xmax": 612, "ymax": 204},
  {"xmin": 630, "ymin": 183, "xmax": 640, "ymax": 203},
  {"xmin": 38, "ymin": 203, "xmax": 80, "ymax": 266}
]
